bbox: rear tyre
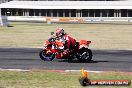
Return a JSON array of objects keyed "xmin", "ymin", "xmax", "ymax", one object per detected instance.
[
  {"xmin": 77, "ymin": 48, "xmax": 92, "ymax": 62},
  {"xmin": 39, "ymin": 50, "xmax": 54, "ymax": 61}
]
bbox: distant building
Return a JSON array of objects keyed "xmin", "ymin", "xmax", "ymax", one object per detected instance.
[{"xmin": 0, "ymin": 0, "xmax": 132, "ymax": 21}]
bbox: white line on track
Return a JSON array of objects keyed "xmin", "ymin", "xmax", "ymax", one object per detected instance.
[
  {"xmin": 0, "ymin": 68, "xmax": 131, "ymax": 74},
  {"xmin": 0, "ymin": 68, "xmax": 102, "ymax": 73},
  {"xmin": 65, "ymin": 70, "xmax": 102, "ymax": 73},
  {"xmin": 0, "ymin": 68, "xmax": 30, "ymax": 72}
]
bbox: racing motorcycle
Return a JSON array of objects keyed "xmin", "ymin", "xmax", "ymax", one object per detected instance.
[{"xmin": 39, "ymin": 32, "xmax": 92, "ymax": 62}]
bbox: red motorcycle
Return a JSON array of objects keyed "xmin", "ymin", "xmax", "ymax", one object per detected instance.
[{"xmin": 39, "ymin": 33, "xmax": 92, "ymax": 62}]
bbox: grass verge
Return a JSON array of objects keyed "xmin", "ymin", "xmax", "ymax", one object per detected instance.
[
  {"xmin": 0, "ymin": 22, "xmax": 132, "ymax": 50},
  {"xmin": 0, "ymin": 70, "xmax": 131, "ymax": 88}
]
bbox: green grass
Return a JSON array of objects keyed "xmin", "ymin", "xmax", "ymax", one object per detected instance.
[
  {"xmin": 0, "ymin": 22, "xmax": 132, "ymax": 50},
  {"xmin": 0, "ymin": 71, "xmax": 131, "ymax": 88}
]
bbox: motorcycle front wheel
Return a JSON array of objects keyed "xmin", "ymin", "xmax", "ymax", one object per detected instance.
[{"xmin": 39, "ymin": 50, "xmax": 54, "ymax": 61}]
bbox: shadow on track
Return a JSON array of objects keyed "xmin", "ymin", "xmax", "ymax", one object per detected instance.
[{"xmin": 57, "ymin": 60, "xmax": 109, "ymax": 63}]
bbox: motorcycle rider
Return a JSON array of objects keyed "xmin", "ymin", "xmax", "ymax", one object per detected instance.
[{"xmin": 55, "ymin": 27, "xmax": 76, "ymax": 51}]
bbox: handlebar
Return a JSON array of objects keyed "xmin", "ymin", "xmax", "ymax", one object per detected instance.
[{"xmin": 48, "ymin": 36, "xmax": 60, "ymax": 43}]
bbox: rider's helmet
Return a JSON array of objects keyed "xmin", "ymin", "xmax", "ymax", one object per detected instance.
[{"xmin": 56, "ymin": 27, "xmax": 65, "ymax": 37}]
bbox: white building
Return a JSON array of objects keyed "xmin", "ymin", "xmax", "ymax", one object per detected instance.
[{"xmin": 0, "ymin": 0, "xmax": 132, "ymax": 22}]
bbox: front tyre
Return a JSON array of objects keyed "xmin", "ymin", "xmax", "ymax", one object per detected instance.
[
  {"xmin": 39, "ymin": 50, "xmax": 54, "ymax": 61},
  {"xmin": 77, "ymin": 48, "xmax": 92, "ymax": 62}
]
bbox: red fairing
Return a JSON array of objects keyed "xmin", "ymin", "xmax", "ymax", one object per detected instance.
[
  {"xmin": 55, "ymin": 50, "xmax": 70, "ymax": 59},
  {"xmin": 45, "ymin": 40, "xmax": 50, "ymax": 45},
  {"xmin": 51, "ymin": 49, "xmax": 57, "ymax": 53},
  {"xmin": 79, "ymin": 40, "xmax": 91, "ymax": 46},
  {"xmin": 79, "ymin": 40, "xmax": 91, "ymax": 49},
  {"xmin": 55, "ymin": 54, "xmax": 62, "ymax": 59}
]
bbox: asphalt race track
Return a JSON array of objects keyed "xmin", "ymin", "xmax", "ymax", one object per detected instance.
[{"xmin": 0, "ymin": 48, "xmax": 132, "ymax": 72}]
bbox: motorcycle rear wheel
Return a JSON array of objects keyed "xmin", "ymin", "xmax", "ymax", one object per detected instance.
[
  {"xmin": 39, "ymin": 50, "xmax": 54, "ymax": 61},
  {"xmin": 77, "ymin": 48, "xmax": 92, "ymax": 62}
]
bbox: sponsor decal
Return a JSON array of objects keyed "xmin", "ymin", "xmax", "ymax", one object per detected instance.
[{"xmin": 46, "ymin": 17, "xmax": 84, "ymax": 23}]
